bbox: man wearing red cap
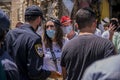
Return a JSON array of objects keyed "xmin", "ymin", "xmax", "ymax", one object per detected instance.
[{"xmin": 60, "ymin": 16, "xmax": 78, "ymax": 40}]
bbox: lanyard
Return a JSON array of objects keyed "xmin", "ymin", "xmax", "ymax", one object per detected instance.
[{"xmin": 50, "ymin": 48, "xmax": 59, "ymax": 71}]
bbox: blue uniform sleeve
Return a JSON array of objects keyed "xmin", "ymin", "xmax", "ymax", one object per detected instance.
[
  {"xmin": 27, "ymin": 38, "xmax": 51, "ymax": 80},
  {"xmin": 5, "ymin": 70, "xmax": 19, "ymax": 80},
  {"xmin": 0, "ymin": 51, "xmax": 19, "ymax": 80},
  {"xmin": 5, "ymin": 31, "xmax": 14, "ymax": 59},
  {"xmin": 0, "ymin": 61, "xmax": 6, "ymax": 80}
]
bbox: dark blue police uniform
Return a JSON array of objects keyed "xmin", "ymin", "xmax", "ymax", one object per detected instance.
[
  {"xmin": 0, "ymin": 9, "xmax": 19, "ymax": 80},
  {"xmin": 0, "ymin": 48, "xmax": 19, "ymax": 80},
  {"xmin": 0, "ymin": 60, "xmax": 6, "ymax": 80},
  {"xmin": 5, "ymin": 23, "xmax": 51, "ymax": 80}
]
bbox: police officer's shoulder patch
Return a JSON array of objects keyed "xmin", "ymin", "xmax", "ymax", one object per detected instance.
[{"xmin": 35, "ymin": 44, "xmax": 44, "ymax": 57}]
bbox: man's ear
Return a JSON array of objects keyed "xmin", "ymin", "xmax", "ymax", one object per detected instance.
[
  {"xmin": 92, "ymin": 20, "xmax": 97, "ymax": 28},
  {"xmin": 75, "ymin": 23, "xmax": 78, "ymax": 29},
  {"xmin": 36, "ymin": 16, "xmax": 41, "ymax": 25}
]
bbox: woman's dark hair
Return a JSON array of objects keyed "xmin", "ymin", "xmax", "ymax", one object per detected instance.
[{"xmin": 43, "ymin": 18, "xmax": 64, "ymax": 49}]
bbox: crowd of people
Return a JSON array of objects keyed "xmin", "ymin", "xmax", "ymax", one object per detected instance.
[{"xmin": 0, "ymin": 5, "xmax": 120, "ymax": 80}]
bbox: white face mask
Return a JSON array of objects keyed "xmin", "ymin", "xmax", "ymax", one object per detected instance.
[{"xmin": 62, "ymin": 26, "xmax": 73, "ymax": 34}]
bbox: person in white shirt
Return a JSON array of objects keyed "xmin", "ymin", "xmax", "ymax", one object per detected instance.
[
  {"xmin": 42, "ymin": 18, "xmax": 68, "ymax": 79},
  {"xmin": 94, "ymin": 28, "xmax": 102, "ymax": 37}
]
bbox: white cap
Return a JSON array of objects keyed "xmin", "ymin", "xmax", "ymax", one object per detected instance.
[{"xmin": 101, "ymin": 17, "xmax": 110, "ymax": 25}]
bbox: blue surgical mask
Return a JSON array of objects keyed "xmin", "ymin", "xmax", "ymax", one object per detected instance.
[
  {"xmin": 46, "ymin": 30, "xmax": 55, "ymax": 39},
  {"xmin": 66, "ymin": 26, "xmax": 73, "ymax": 34},
  {"xmin": 62, "ymin": 27, "xmax": 67, "ymax": 34},
  {"xmin": 62, "ymin": 26, "xmax": 73, "ymax": 35}
]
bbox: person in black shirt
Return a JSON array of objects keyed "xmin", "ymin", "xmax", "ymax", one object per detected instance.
[
  {"xmin": 0, "ymin": 9, "xmax": 19, "ymax": 80},
  {"xmin": 0, "ymin": 61, "xmax": 6, "ymax": 80},
  {"xmin": 5, "ymin": 5, "xmax": 61, "ymax": 80},
  {"xmin": 61, "ymin": 7, "xmax": 116, "ymax": 80}
]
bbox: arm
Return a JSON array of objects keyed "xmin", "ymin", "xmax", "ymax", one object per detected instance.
[
  {"xmin": 0, "ymin": 61, "xmax": 6, "ymax": 80},
  {"xmin": 5, "ymin": 70, "xmax": 19, "ymax": 80},
  {"xmin": 62, "ymin": 67, "xmax": 67, "ymax": 80},
  {"xmin": 61, "ymin": 45, "xmax": 68, "ymax": 80},
  {"xmin": 108, "ymin": 24, "xmax": 116, "ymax": 41},
  {"xmin": 27, "ymin": 38, "xmax": 61, "ymax": 79},
  {"xmin": 0, "ymin": 52, "xmax": 19, "ymax": 80},
  {"xmin": 5, "ymin": 31, "xmax": 14, "ymax": 59}
]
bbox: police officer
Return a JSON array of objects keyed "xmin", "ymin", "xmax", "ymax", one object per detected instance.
[
  {"xmin": 5, "ymin": 5, "xmax": 61, "ymax": 80},
  {"xmin": 0, "ymin": 61, "xmax": 6, "ymax": 80},
  {"xmin": 0, "ymin": 9, "xmax": 19, "ymax": 80}
]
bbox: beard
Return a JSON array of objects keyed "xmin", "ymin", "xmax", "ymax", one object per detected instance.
[{"xmin": 36, "ymin": 22, "xmax": 41, "ymax": 31}]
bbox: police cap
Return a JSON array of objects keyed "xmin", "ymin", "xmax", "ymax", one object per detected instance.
[{"xmin": 25, "ymin": 5, "xmax": 45, "ymax": 20}]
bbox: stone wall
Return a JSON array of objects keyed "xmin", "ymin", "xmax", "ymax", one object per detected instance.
[
  {"xmin": 11, "ymin": 0, "xmax": 21, "ymax": 28},
  {"xmin": 10, "ymin": 0, "xmax": 69, "ymax": 28},
  {"xmin": 11, "ymin": 0, "xmax": 40, "ymax": 29}
]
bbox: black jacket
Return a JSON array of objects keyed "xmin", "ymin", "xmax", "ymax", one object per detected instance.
[
  {"xmin": 5, "ymin": 24, "xmax": 51, "ymax": 80},
  {"xmin": 0, "ymin": 48, "xmax": 19, "ymax": 80}
]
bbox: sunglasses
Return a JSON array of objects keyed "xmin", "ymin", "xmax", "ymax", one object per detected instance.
[{"xmin": 50, "ymin": 17, "xmax": 62, "ymax": 26}]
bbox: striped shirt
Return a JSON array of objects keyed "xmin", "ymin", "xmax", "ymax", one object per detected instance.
[{"xmin": 61, "ymin": 34, "xmax": 116, "ymax": 80}]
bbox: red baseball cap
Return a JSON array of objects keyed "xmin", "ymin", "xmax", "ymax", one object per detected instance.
[{"xmin": 60, "ymin": 16, "xmax": 72, "ymax": 24}]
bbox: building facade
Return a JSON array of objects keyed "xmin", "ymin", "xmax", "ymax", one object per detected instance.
[{"xmin": 0, "ymin": 0, "xmax": 119, "ymax": 28}]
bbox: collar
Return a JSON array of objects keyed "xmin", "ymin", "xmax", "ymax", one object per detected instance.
[
  {"xmin": 20, "ymin": 23, "xmax": 36, "ymax": 32},
  {"xmin": 79, "ymin": 32, "xmax": 93, "ymax": 36},
  {"xmin": 69, "ymin": 32, "xmax": 76, "ymax": 40}
]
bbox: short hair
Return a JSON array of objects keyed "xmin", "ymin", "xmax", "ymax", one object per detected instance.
[
  {"xmin": 75, "ymin": 7, "xmax": 96, "ymax": 29},
  {"xmin": 25, "ymin": 15, "xmax": 39, "ymax": 22}
]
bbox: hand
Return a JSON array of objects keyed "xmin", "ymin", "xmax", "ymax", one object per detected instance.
[
  {"xmin": 108, "ymin": 23, "xmax": 116, "ymax": 40},
  {"xmin": 108, "ymin": 23, "xmax": 116, "ymax": 35},
  {"xmin": 49, "ymin": 71, "xmax": 62, "ymax": 79}
]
